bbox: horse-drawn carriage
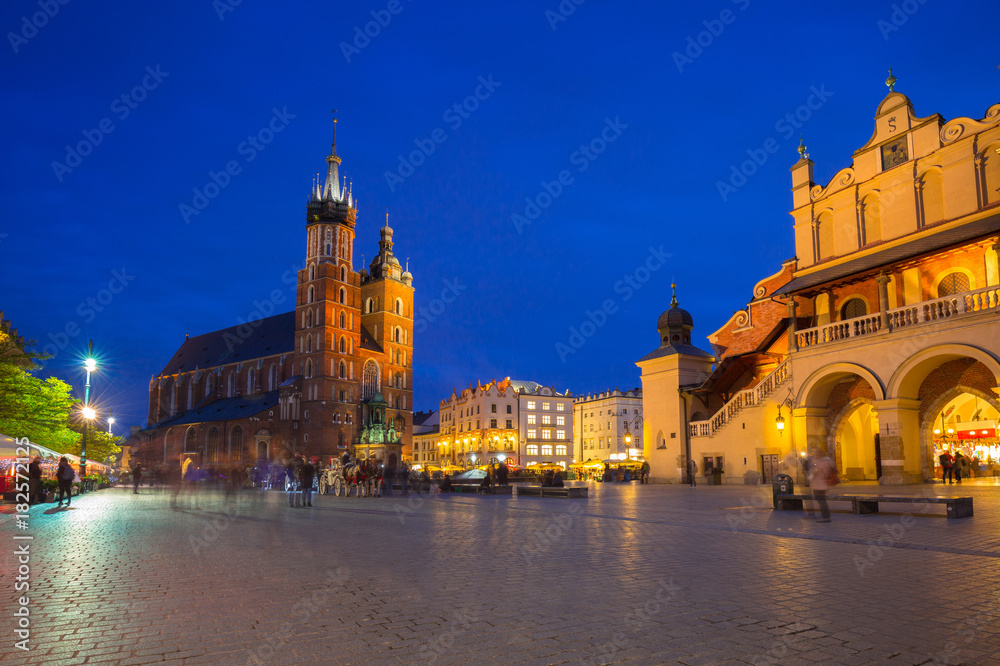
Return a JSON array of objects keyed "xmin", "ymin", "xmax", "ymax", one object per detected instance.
[{"xmin": 317, "ymin": 458, "xmax": 385, "ymax": 497}]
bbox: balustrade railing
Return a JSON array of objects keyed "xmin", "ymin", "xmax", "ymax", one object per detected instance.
[
  {"xmin": 796, "ymin": 285, "xmax": 1000, "ymax": 350},
  {"xmin": 691, "ymin": 359, "xmax": 791, "ymax": 438}
]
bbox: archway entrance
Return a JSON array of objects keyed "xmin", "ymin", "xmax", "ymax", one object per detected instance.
[
  {"xmin": 924, "ymin": 389, "xmax": 1000, "ymax": 480},
  {"xmin": 833, "ymin": 401, "xmax": 880, "ymax": 481},
  {"xmin": 797, "ymin": 363, "xmax": 885, "ymax": 478}
]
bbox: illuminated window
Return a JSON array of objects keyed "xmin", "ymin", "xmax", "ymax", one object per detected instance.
[
  {"xmin": 528, "ymin": 414, "xmax": 536, "ymax": 425},
  {"xmin": 556, "ymin": 445, "xmax": 567, "ymax": 455},
  {"xmin": 542, "ymin": 402, "xmax": 551, "ymax": 411},
  {"xmin": 542, "ymin": 415, "xmax": 551, "ymax": 425},
  {"xmin": 541, "ymin": 445, "xmax": 553, "ymax": 456},
  {"xmin": 556, "ymin": 416, "xmax": 565, "ymax": 426},
  {"xmin": 526, "ymin": 444, "xmax": 538, "ymax": 455},
  {"xmin": 556, "ymin": 403, "xmax": 565, "ymax": 412},
  {"xmin": 527, "ymin": 429, "xmax": 536, "ymax": 439},
  {"xmin": 541, "ymin": 430, "xmax": 552, "ymax": 440},
  {"xmin": 556, "ymin": 430, "xmax": 565, "ymax": 439},
  {"xmin": 527, "ymin": 401, "xmax": 536, "ymax": 410}
]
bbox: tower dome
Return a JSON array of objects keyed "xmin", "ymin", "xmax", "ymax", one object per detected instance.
[{"xmin": 657, "ymin": 282, "xmax": 694, "ymax": 346}]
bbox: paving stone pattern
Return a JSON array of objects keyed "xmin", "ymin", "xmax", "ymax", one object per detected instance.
[{"xmin": 2, "ymin": 480, "xmax": 1000, "ymax": 665}]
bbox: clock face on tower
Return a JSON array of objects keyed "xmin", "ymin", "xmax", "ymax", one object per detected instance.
[{"xmin": 881, "ymin": 136, "xmax": 908, "ymax": 171}]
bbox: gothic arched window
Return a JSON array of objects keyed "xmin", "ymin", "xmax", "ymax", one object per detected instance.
[
  {"xmin": 308, "ymin": 286, "xmax": 314, "ymax": 303},
  {"xmin": 365, "ymin": 298, "xmax": 374, "ymax": 314},
  {"xmin": 362, "ymin": 360, "xmax": 380, "ymax": 400},
  {"xmin": 305, "ymin": 359, "xmax": 313, "ymax": 379},
  {"xmin": 268, "ymin": 365, "xmax": 277, "ymax": 391},
  {"xmin": 395, "ymin": 298, "xmax": 402, "ymax": 315},
  {"xmin": 230, "ymin": 426, "xmax": 243, "ymax": 461},
  {"xmin": 207, "ymin": 427, "xmax": 219, "ymax": 463},
  {"xmin": 340, "ymin": 288, "xmax": 346, "ymax": 304},
  {"xmin": 340, "ymin": 312, "xmax": 346, "ymax": 328},
  {"xmin": 339, "ymin": 336, "xmax": 346, "ymax": 354},
  {"xmin": 227, "ymin": 372, "xmax": 236, "ymax": 397},
  {"xmin": 339, "ymin": 361, "xmax": 346, "ymax": 379},
  {"xmin": 340, "ymin": 267, "xmax": 346, "ymax": 281}
]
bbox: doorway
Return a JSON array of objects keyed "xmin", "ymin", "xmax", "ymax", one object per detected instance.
[{"xmin": 761, "ymin": 454, "xmax": 780, "ymax": 483}]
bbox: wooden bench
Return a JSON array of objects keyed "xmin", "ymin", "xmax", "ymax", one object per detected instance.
[
  {"xmin": 774, "ymin": 493, "xmax": 973, "ymax": 519},
  {"xmin": 515, "ymin": 486, "xmax": 588, "ymax": 498}
]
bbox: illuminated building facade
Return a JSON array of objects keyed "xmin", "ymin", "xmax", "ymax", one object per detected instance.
[
  {"xmin": 640, "ymin": 80, "xmax": 1000, "ymax": 484},
  {"xmin": 132, "ymin": 125, "xmax": 414, "ymax": 469},
  {"xmin": 437, "ymin": 377, "xmax": 573, "ymax": 469},
  {"xmin": 573, "ymin": 389, "xmax": 643, "ymax": 462}
]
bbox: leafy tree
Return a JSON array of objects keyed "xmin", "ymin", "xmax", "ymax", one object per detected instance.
[
  {"xmin": 0, "ymin": 335, "xmax": 81, "ymax": 451},
  {"xmin": 66, "ymin": 428, "xmax": 122, "ymax": 465}
]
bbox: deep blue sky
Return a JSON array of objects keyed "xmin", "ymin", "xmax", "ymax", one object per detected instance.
[{"xmin": 3, "ymin": 1, "xmax": 998, "ymax": 431}]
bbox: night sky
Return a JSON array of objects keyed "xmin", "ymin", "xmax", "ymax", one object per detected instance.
[{"xmin": 3, "ymin": 0, "xmax": 998, "ymax": 433}]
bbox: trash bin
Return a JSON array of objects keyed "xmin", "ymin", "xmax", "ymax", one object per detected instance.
[{"xmin": 772, "ymin": 473, "xmax": 793, "ymax": 509}]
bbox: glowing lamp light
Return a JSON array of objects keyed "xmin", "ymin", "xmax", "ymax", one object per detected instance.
[
  {"xmin": 934, "ymin": 429, "xmax": 942, "ymax": 435},
  {"xmin": 84, "ymin": 357, "xmax": 97, "ymax": 372},
  {"xmin": 82, "ymin": 406, "xmax": 96, "ymax": 420},
  {"xmin": 498, "ymin": 454, "xmax": 506, "ymax": 462}
]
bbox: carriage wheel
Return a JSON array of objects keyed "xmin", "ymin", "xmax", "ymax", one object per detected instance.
[
  {"xmin": 318, "ymin": 477, "xmax": 328, "ymax": 495},
  {"xmin": 333, "ymin": 477, "xmax": 344, "ymax": 497}
]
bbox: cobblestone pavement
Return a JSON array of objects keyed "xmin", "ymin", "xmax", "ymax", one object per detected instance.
[{"xmin": 2, "ymin": 479, "xmax": 1000, "ymax": 665}]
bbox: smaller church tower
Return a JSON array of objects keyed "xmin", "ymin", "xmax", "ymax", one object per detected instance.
[
  {"xmin": 636, "ymin": 284, "xmax": 714, "ymax": 483},
  {"xmin": 360, "ymin": 212, "xmax": 414, "ymax": 450}
]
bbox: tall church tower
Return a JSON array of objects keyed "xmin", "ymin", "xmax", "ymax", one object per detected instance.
[
  {"xmin": 360, "ymin": 213, "xmax": 414, "ymax": 451},
  {"xmin": 295, "ymin": 119, "xmax": 363, "ymax": 454}
]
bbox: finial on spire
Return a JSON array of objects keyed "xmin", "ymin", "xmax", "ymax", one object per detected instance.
[
  {"xmin": 797, "ymin": 136, "xmax": 808, "ymax": 160},
  {"xmin": 670, "ymin": 281, "xmax": 678, "ymax": 308},
  {"xmin": 185, "ymin": 328, "xmax": 189, "ymax": 340},
  {"xmin": 886, "ymin": 68, "xmax": 896, "ymax": 92},
  {"xmin": 331, "ymin": 109, "xmax": 338, "ymax": 149}
]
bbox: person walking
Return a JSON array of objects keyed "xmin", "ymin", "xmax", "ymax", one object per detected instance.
[
  {"xmin": 808, "ymin": 448, "xmax": 836, "ymax": 523},
  {"xmin": 497, "ymin": 460, "xmax": 509, "ymax": 486},
  {"xmin": 28, "ymin": 456, "xmax": 43, "ymax": 505},
  {"xmin": 954, "ymin": 451, "xmax": 965, "ymax": 484},
  {"xmin": 640, "ymin": 460, "xmax": 650, "ymax": 484},
  {"xmin": 286, "ymin": 459, "xmax": 300, "ymax": 507},
  {"xmin": 939, "ymin": 450, "xmax": 954, "ymax": 484},
  {"xmin": 300, "ymin": 459, "xmax": 315, "ymax": 507},
  {"xmin": 56, "ymin": 457, "xmax": 74, "ymax": 508},
  {"xmin": 687, "ymin": 458, "xmax": 698, "ymax": 488},
  {"xmin": 132, "ymin": 462, "xmax": 143, "ymax": 494}
]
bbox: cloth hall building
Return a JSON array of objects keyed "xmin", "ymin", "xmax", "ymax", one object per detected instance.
[
  {"xmin": 130, "ymin": 127, "xmax": 415, "ymax": 470},
  {"xmin": 640, "ymin": 79, "xmax": 1000, "ymax": 485}
]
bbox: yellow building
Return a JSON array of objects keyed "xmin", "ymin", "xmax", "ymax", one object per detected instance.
[{"xmin": 640, "ymin": 78, "xmax": 1000, "ymax": 485}]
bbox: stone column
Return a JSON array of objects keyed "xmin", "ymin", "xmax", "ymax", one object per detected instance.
[
  {"xmin": 987, "ymin": 238, "xmax": 1000, "ymax": 287},
  {"xmin": 875, "ymin": 272, "xmax": 891, "ymax": 330},
  {"xmin": 791, "ymin": 406, "xmax": 826, "ymax": 486},
  {"xmin": 787, "ymin": 298, "xmax": 798, "ymax": 352},
  {"xmin": 872, "ymin": 398, "xmax": 922, "ymax": 485}
]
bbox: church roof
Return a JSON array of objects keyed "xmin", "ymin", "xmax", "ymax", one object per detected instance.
[
  {"xmin": 152, "ymin": 390, "xmax": 279, "ymax": 428},
  {"xmin": 507, "ymin": 379, "xmax": 543, "ymax": 394},
  {"xmin": 158, "ymin": 312, "xmax": 295, "ymax": 375}
]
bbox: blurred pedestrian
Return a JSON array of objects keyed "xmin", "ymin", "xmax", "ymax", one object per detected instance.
[
  {"xmin": 132, "ymin": 462, "xmax": 143, "ymax": 494},
  {"xmin": 300, "ymin": 459, "xmax": 315, "ymax": 507},
  {"xmin": 808, "ymin": 448, "xmax": 836, "ymax": 523},
  {"xmin": 497, "ymin": 460, "xmax": 509, "ymax": 486},
  {"xmin": 939, "ymin": 450, "xmax": 954, "ymax": 484},
  {"xmin": 28, "ymin": 456, "xmax": 43, "ymax": 505},
  {"xmin": 687, "ymin": 459, "xmax": 698, "ymax": 488},
  {"xmin": 640, "ymin": 460, "xmax": 650, "ymax": 484},
  {"xmin": 954, "ymin": 451, "xmax": 966, "ymax": 484},
  {"xmin": 56, "ymin": 457, "xmax": 74, "ymax": 507}
]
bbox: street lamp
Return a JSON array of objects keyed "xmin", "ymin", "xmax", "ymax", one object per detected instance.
[
  {"xmin": 775, "ymin": 405, "xmax": 786, "ymax": 435},
  {"xmin": 624, "ymin": 430, "xmax": 632, "ymax": 460},
  {"xmin": 81, "ymin": 341, "xmax": 96, "ymax": 477}
]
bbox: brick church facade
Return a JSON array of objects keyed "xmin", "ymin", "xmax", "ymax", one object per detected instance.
[{"xmin": 131, "ymin": 124, "xmax": 414, "ymax": 469}]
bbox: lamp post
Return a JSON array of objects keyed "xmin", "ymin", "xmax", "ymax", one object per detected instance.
[{"xmin": 81, "ymin": 341, "xmax": 96, "ymax": 478}]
